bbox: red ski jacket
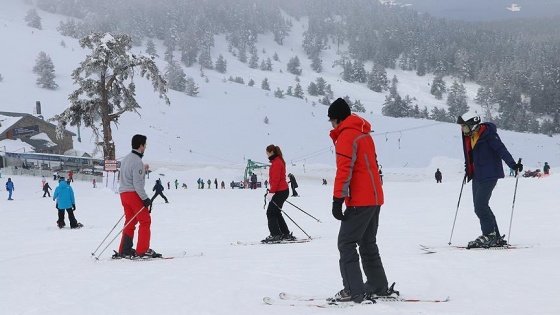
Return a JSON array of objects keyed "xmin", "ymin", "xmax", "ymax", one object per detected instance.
[
  {"xmin": 268, "ymin": 155, "xmax": 289, "ymax": 193},
  {"xmin": 330, "ymin": 114, "xmax": 384, "ymax": 206}
]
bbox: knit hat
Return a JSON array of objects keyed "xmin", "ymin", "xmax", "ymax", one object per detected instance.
[{"xmin": 328, "ymin": 98, "xmax": 351, "ymax": 121}]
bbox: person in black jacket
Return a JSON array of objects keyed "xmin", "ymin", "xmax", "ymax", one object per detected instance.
[
  {"xmin": 288, "ymin": 173, "xmax": 299, "ymax": 197},
  {"xmin": 151, "ymin": 179, "xmax": 169, "ymax": 203},
  {"xmin": 43, "ymin": 182, "xmax": 52, "ymax": 197},
  {"xmin": 435, "ymin": 169, "xmax": 442, "ymax": 183}
]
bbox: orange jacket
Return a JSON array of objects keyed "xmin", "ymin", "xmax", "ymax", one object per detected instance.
[
  {"xmin": 268, "ymin": 155, "xmax": 289, "ymax": 193},
  {"xmin": 330, "ymin": 114, "xmax": 384, "ymax": 206}
]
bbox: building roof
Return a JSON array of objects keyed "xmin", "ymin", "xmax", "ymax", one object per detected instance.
[{"xmin": 0, "ymin": 111, "xmax": 76, "ymax": 136}]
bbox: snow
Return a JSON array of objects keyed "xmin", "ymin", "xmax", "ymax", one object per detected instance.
[
  {"xmin": 30, "ymin": 132, "xmax": 57, "ymax": 147},
  {"xmin": 0, "ymin": 1, "xmax": 559, "ymax": 314}
]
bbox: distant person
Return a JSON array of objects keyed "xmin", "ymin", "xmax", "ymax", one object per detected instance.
[
  {"xmin": 322, "ymin": 178, "xmax": 328, "ymax": 185},
  {"xmin": 151, "ymin": 179, "xmax": 169, "ymax": 204},
  {"xmin": 230, "ymin": 180, "xmax": 235, "ymax": 189},
  {"xmin": 262, "ymin": 144, "xmax": 296, "ymax": 243},
  {"xmin": 509, "ymin": 167, "xmax": 515, "ymax": 176},
  {"xmin": 543, "ymin": 162, "xmax": 550, "ymax": 175},
  {"xmin": 68, "ymin": 169, "xmax": 74, "ymax": 182},
  {"xmin": 182, "ymin": 183, "xmax": 188, "ymax": 189},
  {"xmin": 288, "ymin": 173, "xmax": 299, "ymax": 197},
  {"xmin": 174, "ymin": 179, "xmax": 179, "ymax": 190},
  {"xmin": 264, "ymin": 179, "xmax": 268, "ymax": 189},
  {"xmin": 43, "ymin": 181, "xmax": 52, "ymax": 197},
  {"xmin": 457, "ymin": 115, "xmax": 522, "ymax": 249},
  {"xmin": 92, "ymin": 178, "xmax": 97, "ymax": 188},
  {"xmin": 221, "ymin": 181, "xmax": 225, "ymax": 189},
  {"xmin": 207, "ymin": 179, "xmax": 211, "ymax": 189},
  {"xmin": 435, "ymin": 168, "xmax": 442, "ymax": 183},
  {"xmin": 53, "ymin": 171, "xmax": 58, "ymax": 181},
  {"xmin": 115, "ymin": 134, "xmax": 161, "ymax": 259},
  {"xmin": 250, "ymin": 173, "xmax": 258, "ymax": 189},
  {"xmin": 53, "ymin": 177, "xmax": 82, "ymax": 229},
  {"xmin": 6, "ymin": 178, "xmax": 14, "ymax": 200},
  {"xmin": 167, "ymin": 181, "xmax": 171, "ymax": 190},
  {"xmin": 214, "ymin": 178, "xmax": 218, "ymax": 189}
]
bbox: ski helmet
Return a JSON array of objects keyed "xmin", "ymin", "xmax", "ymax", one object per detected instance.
[{"xmin": 457, "ymin": 115, "xmax": 481, "ymax": 135}]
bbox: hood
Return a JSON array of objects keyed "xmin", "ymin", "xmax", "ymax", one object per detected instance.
[
  {"xmin": 330, "ymin": 114, "xmax": 371, "ymax": 142},
  {"xmin": 478, "ymin": 122, "xmax": 498, "ymax": 140},
  {"xmin": 58, "ymin": 181, "xmax": 69, "ymax": 189}
]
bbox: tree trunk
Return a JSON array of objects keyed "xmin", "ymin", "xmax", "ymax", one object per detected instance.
[{"xmin": 100, "ymin": 70, "xmax": 116, "ymax": 160}]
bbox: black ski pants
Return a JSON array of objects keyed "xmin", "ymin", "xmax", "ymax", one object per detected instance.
[
  {"xmin": 266, "ymin": 189, "xmax": 290, "ymax": 236},
  {"xmin": 151, "ymin": 191, "xmax": 168, "ymax": 203},
  {"xmin": 57, "ymin": 208, "xmax": 78, "ymax": 228},
  {"xmin": 43, "ymin": 190, "xmax": 51, "ymax": 197},
  {"xmin": 338, "ymin": 205, "xmax": 388, "ymax": 296},
  {"xmin": 472, "ymin": 178, "xmax": 500, "ymax": 236}
]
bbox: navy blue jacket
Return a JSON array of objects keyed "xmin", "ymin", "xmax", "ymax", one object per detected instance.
[
  {"xmin": 462, "ymin": 122, "xmax": 516, "ymax": 182},
  {"xmin": 153, "ymin": 180, "xmax": 164, "ymax": 193}
]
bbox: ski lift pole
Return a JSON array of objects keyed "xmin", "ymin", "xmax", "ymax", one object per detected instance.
[
  {"xmin": 285, "ymin": 200, "xmax": 322, "ymax": 223},
  {"xmin": 272, "ymin": 200, "xmax": 312, "ymax": 239},
  {"xmin": 448, "ymin": 173, "xmax": 467, "ymax": 245},
  {"xmin": 507, "ymin": 158, "xmax": 522, "ymax": 245}
]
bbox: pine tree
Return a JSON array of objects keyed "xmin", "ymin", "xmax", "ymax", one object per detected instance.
[
  {"xmin": 198, "ymin": 49, "xmax": 213, "ymax": 69},
  {"xmin": 215, "ymin": 54, "xmax": 227, "ymax": 73},
  {"xmin": 315, "ymin": 77, "xmax": 326, "ymax": 95},
  {"xmin": 50, "ymin": 33, "xmax": 169, "ymax": 160},
  {"xmin": 261, "ymin": 78, "xmax": 270, "ymax": 91},
  {"xmin": 33, "ymin": 52, "xmax": 58, "ymax": 89},
  {"xmin": 146, "ymin": 39, "xmax": 158, "ymax": 57},
  {"xmin": 24, "ymin": 8, "xmax": 42, "ymax": 30},
  {"xmin": 185, "ymin": 77, "xmax": 199, "ymax": 96},
  {"xmin": 294, "ymin": 83, "xmax": 304, "ymax": 99},
  {"xmin": 273, "ymin": 52, "xmax": 279, "ymax": 61},
  {"xmin": 286, "ymin": 86, "xmax": 293, "ymax": 96},
  {"xmin": 248, "ymin": 79, "xmax": 255, "ymax": 87},
  {"xmin": 165, "ymin": 60, "xmax": 186, "ymax": 91},
  {"xmin": 311, "ymin": 55, "xmax": 323, "ymax": 73},
  {"xmin": 307, "ymin": 82, "xmax": 319, "ymax": 96},
  {"xmin": 367, "ymin": 64, "xmax": 389, "ymax": 93},
  {"xmin": 238, "ymin": 47, "xmax": 247, "ymax": 63},
  {"xmin": 287, "ymin": 56, "xmax": 302, "ymax": 75},
  {"xmin": 249, "ymin": 52, "xmax": 259, "ymax": 69},
  {"xmin": 430, "ymin": 75, "xmax": 446, "ymax": 100},
  {"xmin": 351, "ymin": 60, "xmax": 367, "ymax": 83},
  {"xmin": 474, "ymin": 86, "xmax": 495, "ymax": 121},
  {"xmin": 430, "ymin": 107, "xmax": 451, "ymax": 122},
  {"xmin": 353, "ymin": 100, "xmax": 366, "ymax": 113},
  {"xmin": 274, "ymin": 88, "xmax": 285, "ymax": 98},
  {"xmin": 447, "ymin": 81, "xmax": 469, "ymax": 118}
]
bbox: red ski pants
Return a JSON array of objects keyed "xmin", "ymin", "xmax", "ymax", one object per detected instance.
[{"xmin": 119, "ymin": 192, "xmax": 151, "ymax": 255}]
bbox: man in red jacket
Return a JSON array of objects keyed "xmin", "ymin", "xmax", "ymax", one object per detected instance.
[{"xmin": 328, "ymin": 98, "xmax": 397, "ymax": 304}]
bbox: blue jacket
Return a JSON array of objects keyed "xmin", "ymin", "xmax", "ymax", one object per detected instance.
[
  {"xmin": 462, "ymin": 122, "xmax": 516, "ymax": 182},
  {"xmin": 53, "ymin": 180, "xmax": 76, "ymax": 209},
  {"xmin": 6, "ymin": 180, "xmax": 14, "ymax": 191}
]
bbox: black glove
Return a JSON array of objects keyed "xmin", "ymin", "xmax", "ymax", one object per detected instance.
[
  {"xmin": 515, "ymin": 163, "xmax": 523, "ymax": 173},
  {"xmin": 72, "ymin": 204, "xmax": 76, "ymax": 211},
  {"xmin": 143, "ymin": 198, "xmax": 152, "ymax": 213},
  {"xmin": 332, "ymin": 197, "xmax": 345, "ymax": 221}
]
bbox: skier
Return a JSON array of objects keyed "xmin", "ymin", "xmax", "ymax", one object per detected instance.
[
  {"xmin": 151, "ymin": 179, "xmax": 169, "ymax": 204},
  {"xmin": 68, "ymin": 169, "xmax": 74, "ymax": 182},
  {"xmin": 327, "ymin": 98, "xmax": 397, "ymax": 303},
  {"xmin": 264, "ymin": 179, "xmax": 268, "ymax": 189},
  {"xmin": 435, "ymin": 168, "xmax": 442, "ymax": 183},
  {"xmin": 174, "ymin": 179, "xmax": 179, "ymax": 189},
  {"xmin": 457, "ymin": 115, "xmax": 523, "ymax": 249},
  {"xmin": 221, "ymin": 181, "xmax": 225, "ymax": 189},
  {"xmin": 214, "ymin": 178, "xmax": 218, "ymax": 189},
  {"xmin": 288, "ymin": 173, "xmax": 299, "ymax": 197},
  {"xmin": 41, "ymin": 176, "xmax": 46, "ymax": 187},
  {"xmin": 43, "ymin": 181, "xmax": 52, "ymax": 197},
  {"xmin": 167, "ymin": 181, "xmax": 171, "ymax": 190},
  {"xmin": 53, "ymin": 171, "xmax": 58, "ymax": 181},
  {"xmin": 92, "ymin": 178, "xmax": 96, "ymax": 188},
  {"xmin": 6, "ymin": 178, "xmax": 14, "ymax": 200},
  {"xmin": 262, "ymin": 144, "xmax": 296, "ymax": 243},
  {"xmin": 543, "ymin": 162, "xmax": 550, "ymax": 175},
  {"xmin": 207, "ymin": 179, "xmax": 211, "ymax": 189},
  {"xmin": 53, "ymin": 177, "xmax": 82, "ymax": 229},
  {"xmin": 115, "ymin": 134, "xmax": 161, "ymax": 259}
]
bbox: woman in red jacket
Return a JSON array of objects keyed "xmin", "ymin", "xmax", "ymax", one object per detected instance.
[{"xmin": 262, "ymin": 144, "xmax": 295, "ymax": 243}]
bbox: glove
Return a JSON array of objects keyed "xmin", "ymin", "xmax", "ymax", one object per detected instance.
[
  {"xmin": 266, "ymin": 193, "xmax": 274, "ymax": 202},
  {"xmin": 513, "ymin": 163, "xmax": 523, "ymax": 173},
  {"xmin": 72, "ymin": 204, "xmax": 76, "ymax": 211},
  {"xmin": 143, "ymin": 198, "xmax": 152, "ymax": 213},
  {"xmin": 332, "ymin": 197, "xmax": 345, "ymax": 221}
]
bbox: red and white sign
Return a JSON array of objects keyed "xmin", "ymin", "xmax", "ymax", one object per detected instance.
[{"xmin": 104, "ymin": 160, "xmax": 118, "ymax": 172}]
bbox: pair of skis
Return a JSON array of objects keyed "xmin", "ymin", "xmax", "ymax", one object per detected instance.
[
  {"xmin": 263, "ymin": 292, "xmax": 449, "ymax": 308},
  {"xmin": 420, "ymin": 244, "xmax": 533, "ymax": 254},
  {"xmin": 103, "ymin": 251, "xmax": 203, "ymax": 262}
]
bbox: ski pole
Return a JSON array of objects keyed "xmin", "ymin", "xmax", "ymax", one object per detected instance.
[
  {"xmin": 285, "ymin": 200, "xmax": 322, "ymax": 223},
  {"xmin": 91, "ymin": 213, "xmax": 125, "ymax": 257},
  {"xmin": 94, "ymin": 206, "xmax": 146, "ymax": 260},
  {"xmin": 272, "ymin": 200, "xmax": 313, "ymax": 239},
  {"xmin": 507, "ymin": 158, "xmax": 522, "ymax": 245},
  {"xmin": 448, "ymin": 173, "xmax": 467, "ymax": 245}
]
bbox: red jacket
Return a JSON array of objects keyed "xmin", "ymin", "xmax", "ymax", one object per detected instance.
[
  {"xmin": 268, "ymin": 155, "xmax": 289, "ymax": 193},
  {"xmin": 330, "ymin": 114, "xmax": 384, "ymax": 206}
]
